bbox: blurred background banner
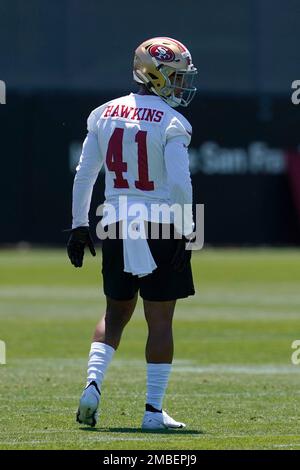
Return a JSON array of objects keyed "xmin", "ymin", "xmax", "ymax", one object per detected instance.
[{"xmin": 0, "ymin": 0, "xmax": 300, "ymax": 245}]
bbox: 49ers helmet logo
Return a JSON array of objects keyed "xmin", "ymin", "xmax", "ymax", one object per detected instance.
[{"xmin": 149, "ymin": 45, "xmax": 175, "ymax": 62}]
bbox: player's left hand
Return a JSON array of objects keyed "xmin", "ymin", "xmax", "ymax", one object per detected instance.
[{"xmin": 67, "ymin": 227, "xmax": 96, "ymax": 268}]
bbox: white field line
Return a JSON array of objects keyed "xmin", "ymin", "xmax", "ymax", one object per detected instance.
[
  {"xmin": 0, "ymin": 436, "xmax": 191, "ymax": 446},
  {"xmin": 1, "ymin": 434, "xmax": 300, "ymax": 447},
  {"xmin": 172, "ymin": 365, "xmax": 300, "ymax": 375},
  {"xmin": 0, "ymin": 286, "xmax": 100, "ymax": 300},
  {"xmin": 3, "ymin": 358, "xmax": 300, "ymax": 375},
  {"xmin": 111, "ymin": 361, "xmax": 300, "ymax": 375},
  {"xmin": 1, "ymin": 285, "xmax": 300, "ymax": 305},
  {"xmin": 1, "ymin": 432, "xmax": 299, "ymax": 439},
  {"xmin": 273, "ymin": 443, "xmax": 300, "ymax": 448},
  {"xmin": 1, "ymin": 388, "xmax": 299, "ymax": 401}
]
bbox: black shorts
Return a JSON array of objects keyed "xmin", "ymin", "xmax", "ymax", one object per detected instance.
[{"xmin": 101, "ymin": 223, "xmax": 195, "ymax": 302}]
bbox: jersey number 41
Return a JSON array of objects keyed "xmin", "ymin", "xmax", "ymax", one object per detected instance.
[{"xmin": 106, "ymin": 127, "xmax": 154, "ymax": 191}]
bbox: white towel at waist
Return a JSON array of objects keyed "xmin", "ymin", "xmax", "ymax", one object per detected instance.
[{"xmin": 122, "ymin": 220, "xmax": 157, "ymax": 278}]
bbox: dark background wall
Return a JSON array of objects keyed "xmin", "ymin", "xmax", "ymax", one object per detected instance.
[
  {"xmin": 1, "ymin": 0, "xmax": 299, "ymax": 93},
  {"xmin": 0, "ymin": 0, "xmax": 300, "ymax": 245}
]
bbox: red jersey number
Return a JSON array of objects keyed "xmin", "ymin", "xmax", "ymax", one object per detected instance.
[{"xmin": 106, "ymin": 128, "xmax": 154, "ymax": 191}]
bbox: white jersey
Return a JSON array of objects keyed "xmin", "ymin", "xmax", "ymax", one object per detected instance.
[{"xmin": 72, "ymin": 92, "xmax": 193, "ymax": 235}]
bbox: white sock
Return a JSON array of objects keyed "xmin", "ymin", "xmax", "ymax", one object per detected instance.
[
  {"xmin": 146, "ymin": 363, "xmax": 172, "ymax": 411},
  {"xmin": 86, "ymin": 342, "xmax": 115, "ymax": 390}
]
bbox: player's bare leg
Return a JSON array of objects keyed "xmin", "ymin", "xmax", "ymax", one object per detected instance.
[
  {"xmin": 144, "ymin": 300, "xmax": 176, "ymax": 364},
  {"xmin": 77, "ymin": 295, "xmax": 137, "ymax": 426},
  {"xmin": 142, "ymin": 299, "xmax": 186, "ymax": 430},
  {"xmin": 93, "ymin": 294, "xmax": 138, "ymax": 349}
]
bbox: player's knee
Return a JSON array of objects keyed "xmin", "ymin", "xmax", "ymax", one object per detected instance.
[
  {"xmin": 106, "ymin": 297, "xmax": 136, "ymax": 320},
  {"xmin": 105, "ymin": 305, "xmax": 133, "ymax": 324},
  {"xmin": 147, "ymin": 317, "xmax": 173, "ymax": 334}
]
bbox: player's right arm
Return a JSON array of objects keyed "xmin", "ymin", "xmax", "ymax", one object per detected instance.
[{"xmin": 67, "ymin": 110, "xmax": 104, "ymax": 267}]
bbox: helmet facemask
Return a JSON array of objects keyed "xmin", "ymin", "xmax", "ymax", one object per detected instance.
[{"xmin": 158, "ymin": 66, "xmax": 197, "ymax": 108}]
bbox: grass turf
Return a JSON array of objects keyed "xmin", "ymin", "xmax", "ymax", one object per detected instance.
[{"xmin": 0, "ymin": 248, "xmax": 300, "ymax": 449}]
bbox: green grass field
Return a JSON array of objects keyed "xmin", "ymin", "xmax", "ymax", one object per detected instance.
[{"xmin": 0, "ymin": 248, "xmax": 300, "ymax": 450}]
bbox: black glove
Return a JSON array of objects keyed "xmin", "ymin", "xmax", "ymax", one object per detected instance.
[
  {"xmin": 67, "ymin": 227, "xmax": 96, "ymax": 268},
  {"xmin": 171, "ymin": 236, "xmax": 194, "ymax": 272}
]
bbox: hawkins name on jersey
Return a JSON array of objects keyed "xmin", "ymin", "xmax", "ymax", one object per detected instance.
[{"xmin": 103, "ymin": 104, "xmax": 164, "ymax": 123}]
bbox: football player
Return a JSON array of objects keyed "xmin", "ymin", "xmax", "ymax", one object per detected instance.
[{"xmin": 67, "ymin": 37, "xmax": 197, "ymax": 430}]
